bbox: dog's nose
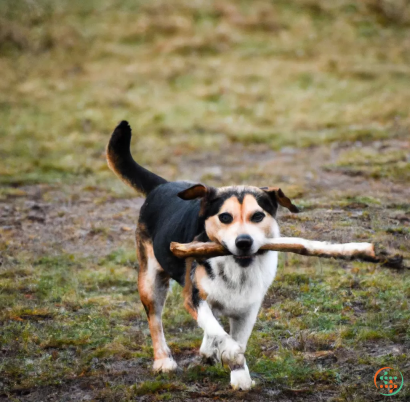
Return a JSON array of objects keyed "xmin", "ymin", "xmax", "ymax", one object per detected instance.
[{"xmin": 235, "ymin": 235, "xmax": 253, "ymax": 251}]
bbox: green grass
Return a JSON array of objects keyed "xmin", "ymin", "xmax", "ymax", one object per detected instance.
[
  {"xmin": 3, "ymin": 250, "xmax": 409, "ymax": 399},
  {"xmin": 0, "ymin": 253, "xmax": 147, "ymax": 390},
  {"xmin": 326, "ymin": 147, "xmax": 410, "ymax": 182}
]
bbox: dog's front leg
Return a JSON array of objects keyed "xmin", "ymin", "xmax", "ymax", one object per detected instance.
[
  {"xmin": 197, "ymin": 301, "xmax": 257, "ymax": 390},
  {"xmin": 183, "ymin": 260, "xmax": 252, "ymax": 390},
  {"xmin": 228, "ymin": 304, "xmax": 260, "ymax": 390},
  {"xmin": 184, "ymin": 297, "xmax": 247, "ymax": 386},
  {"xmin": 197, "ymin": 302, "xmax": 244, "ymax": 362}
]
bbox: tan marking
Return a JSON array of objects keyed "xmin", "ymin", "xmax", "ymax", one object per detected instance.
[
  {"xmin": 145, "ymin": 241, "xmax": 156, "ymax": 259},
  {"xmin": 222, "ymin": 197, "xmax": 242, "ymax": 221},
  {"xmin": 241, "ymin": 194, "xmax": 262, "ymax": 219},
  {"xmin": 183, "ymin": 258, "xmax": 198, "ymax": 320},
  {"xmin": 205, "ymin": 196, "xmax": 242, "ymax": 243},
  {"xmin": 195, "ymin": 265, "xmax": 209, "ymax": 301},
  {"xmin": 136, "ymin": 222, "xmax": 150, "ymax": 273},
  {"xmin": 136, "ymin": 232, "xmax": 170, "ymax": 362},
  {"xmin": 205, "ymin": 193, "xmax": 276, "ymax": 244},
  {"xmin": 148, "ymin": 316, "xmax": 170, "ymax": 360},
  {"xmin": 242, "ymin": 194, "xmax": 275, "ymax": 237},
  {"xmin": 204, "ymin": 215, "xmax": 219, "ymax": 243}
]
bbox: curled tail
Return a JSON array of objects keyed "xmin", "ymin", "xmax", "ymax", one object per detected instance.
[{"xmin": 106, "ymin": 121, "xmax": 167, "ymax": 195}]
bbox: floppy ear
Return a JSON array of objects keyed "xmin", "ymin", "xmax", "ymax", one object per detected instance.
[
  {"xmin": 260, "ymin": 187, "xmax": 300, "ymax": 213},
  {"xmin": 178, "ymin": 184, "xmax": 209, "ymax": 200}
]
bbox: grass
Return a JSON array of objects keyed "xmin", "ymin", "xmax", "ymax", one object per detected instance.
[
  {"xmin": 326, "ymin": 146, "xmax": 410, "ymax": 182},
  {"xmin": 1, "ymin": 0, "xmax": 410, "ymax": 401},
  {"xmin": 1, "ymin": 241, "xmax": 409, "ymax": 399}
]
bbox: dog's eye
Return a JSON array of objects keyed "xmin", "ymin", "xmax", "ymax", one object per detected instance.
[
  {"xmin": 218, "ymin": 213, "xmax": 233, "ymax": 224},
  {"xmin": 251, "ymin": 212, "xmax": 265, "ymax": 223}
]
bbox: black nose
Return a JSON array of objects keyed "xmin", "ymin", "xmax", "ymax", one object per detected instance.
[{"xmin": 235, "ymin": 235, "xmax": 253, "ymax": 250}]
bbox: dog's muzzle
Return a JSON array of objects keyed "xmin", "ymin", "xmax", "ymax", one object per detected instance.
[
  {"xmin": 235, "ymin": 235, "xmax": 253, "ymax": 253},
  {"xmin": 234, "ymin": 235, "xmax": 256, "ymax": 266}
]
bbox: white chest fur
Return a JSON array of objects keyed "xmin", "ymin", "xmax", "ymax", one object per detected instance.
[{"xmin": 199, "ymin": 251, "xmax": 278, "ymax": 316}]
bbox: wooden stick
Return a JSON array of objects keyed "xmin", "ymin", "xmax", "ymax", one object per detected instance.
[{"xmin": 170, "ymin": 238, "xmax": 407, "ymax": 268}]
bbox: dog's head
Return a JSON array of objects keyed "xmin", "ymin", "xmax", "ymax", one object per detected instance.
[{"xmin": 178, "ymin": 184, "xmax": 299, "ymax": 266}]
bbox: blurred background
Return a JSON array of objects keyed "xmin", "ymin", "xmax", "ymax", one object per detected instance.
[
  {"xmin": 1, "ymin": 0, "xmax": 409, "ymax": 191},
  {"xmin": 1, "ymin": 1, "xmax": 410, "ymax": 400}
]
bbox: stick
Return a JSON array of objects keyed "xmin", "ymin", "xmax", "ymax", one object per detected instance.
[{"xmin": 170, "ymin": 238, "xmax": 407, "ymax": 268}]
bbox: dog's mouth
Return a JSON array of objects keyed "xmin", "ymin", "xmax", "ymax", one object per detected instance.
[
  {"xmin": 234, "ymin": 249, "xmax": 267, "ymax": 258},
  {"xmin": 232, "ymin": 249, "xmax": 268, "ymax": 266},
  {"xmin": 234, "ymin": 254, "xmax": 255, "ymax": 259},
  {"xmin": 220, "ymin": 242, "xmax": 267, "ymax": 262},
  {"xmin": 233, "ymin": 254, "xmax": 255, "ymax": 267}
]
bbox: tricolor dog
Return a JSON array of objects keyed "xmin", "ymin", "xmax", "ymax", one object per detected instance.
[{"xmin": 107, "ymin": 121, "xmax": 299, "ymax": 390}]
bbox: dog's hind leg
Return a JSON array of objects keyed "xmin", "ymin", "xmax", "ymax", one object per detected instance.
[{"xmin": 137, "ymin": 237, "xmax": 177, "ymax": 373}]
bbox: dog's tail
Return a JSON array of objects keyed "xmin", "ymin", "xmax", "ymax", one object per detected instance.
[{"xmin": 106, "ymin": 121, "xmax": 168, "ymax": 195}]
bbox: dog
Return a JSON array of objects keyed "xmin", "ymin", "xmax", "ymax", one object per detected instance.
[{"xmin": 106, "ymin": 121, "xmax": 299, "ymax": 390}]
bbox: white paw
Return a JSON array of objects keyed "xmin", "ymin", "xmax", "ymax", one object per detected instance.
[
  {"xmin": 219, "ymin": 335, "xmax": 244, "ymax": 364},
  {"xmin": 200, "ymin": 334, "xmax": 218, "ymax": 361},
  {"xmin": 199, "ymin": 333, "xmax": 211, "ymax": 356},
  {"xmin": 153, "ymin": 357, "xmax": 177, "ymax": 373},
  {"xmin": 230, "ymin": 364, "xmax": 255, "ymax": 391}
]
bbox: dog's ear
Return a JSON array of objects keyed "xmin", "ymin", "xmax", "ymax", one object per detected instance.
[
  {"xmin": 178, "ymin": 184, "xmax": 210, "ymax": 200},
  {"xmin": 260, "ymin": 187, "xmax": 299, "ymax": 213}
]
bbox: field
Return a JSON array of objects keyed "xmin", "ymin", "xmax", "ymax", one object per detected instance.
[{"xmin": 1, "ymin": 0, "xmax": 410, "ymax": 400}]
